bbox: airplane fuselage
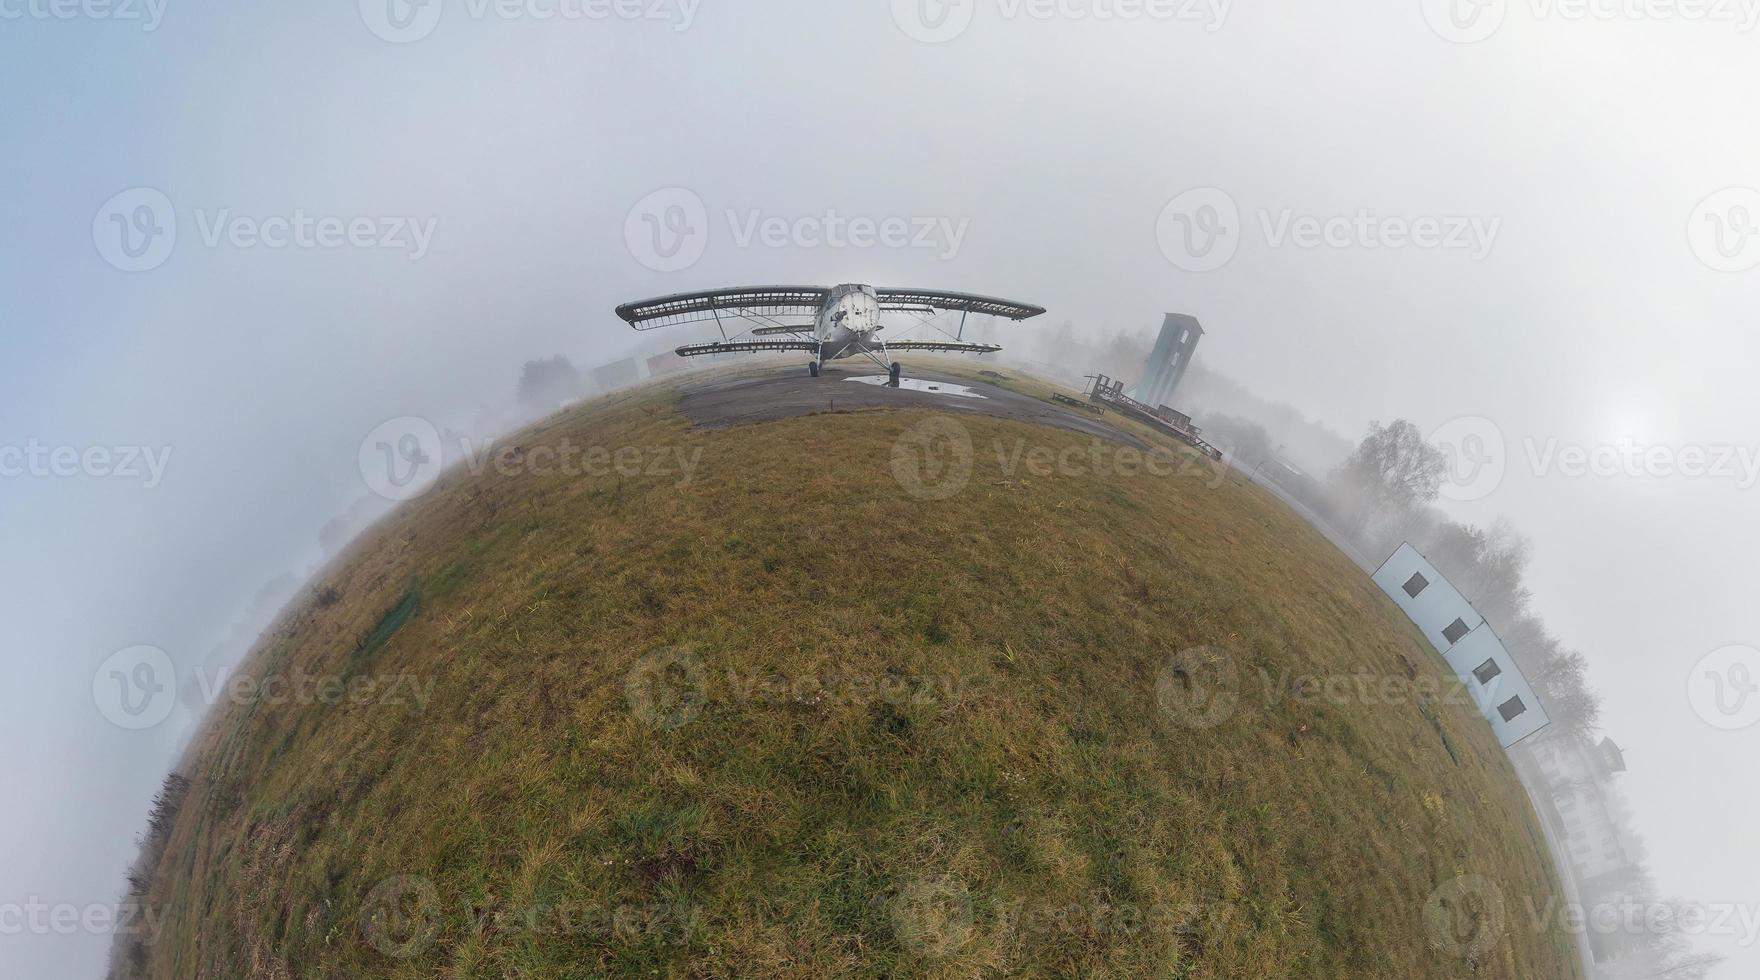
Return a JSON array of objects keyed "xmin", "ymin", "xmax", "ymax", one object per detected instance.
[{"xmin": 815, "ymin": 284, "xmax": 884, "ymax": 360}]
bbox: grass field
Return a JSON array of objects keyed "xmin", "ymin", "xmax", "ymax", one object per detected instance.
[{"xmin": 125, "ymin": 362, "xmax": 1582, "ymax": 978}]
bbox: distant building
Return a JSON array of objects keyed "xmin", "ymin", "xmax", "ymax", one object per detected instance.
[
  {"xmin": 1262, "ymin": 457, "xmax": 1317, "ymax": 499},
  {"xmin": 1135, "ymin": 313, "xmax": 1204, "ymax": 409},
  {"xmin": 1531, "ymin": 737, "xmax": 1638, "ymax": 886},
  {"xmin": 1372, "ymin": 543, "xmax": 1551, "ymax": 748},
  {"xmin": 593, "ymin": 358, "xmax": 641, "ymax": 392},
  {"xmin": 645, "ymin": 351, "xmax": 688, "ymax": 379}
]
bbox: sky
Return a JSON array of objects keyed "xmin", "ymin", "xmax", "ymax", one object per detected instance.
[{"xmin": 3, "ymin": 1, "xmax": 1758, "ymax": 976}]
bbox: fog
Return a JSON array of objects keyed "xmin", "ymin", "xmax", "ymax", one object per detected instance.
[{"xmin": 4, "ymin": 2, "xmax": 1758, "ymax": 976}]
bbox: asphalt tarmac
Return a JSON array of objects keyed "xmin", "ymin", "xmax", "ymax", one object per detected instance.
[{"xmin": 675, "ymin": 363, "xmax": 1146, "ymax": 448}]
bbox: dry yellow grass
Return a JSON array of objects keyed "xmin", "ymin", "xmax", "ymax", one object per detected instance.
[{"xmin": 131, "ymin": 365, "xmax": 1581, "ymax": 978}]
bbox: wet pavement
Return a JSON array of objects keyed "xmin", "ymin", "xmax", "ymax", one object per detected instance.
[{"xmin": 675, "ymin": 363, "xmax": 1145, "ymax": 447}]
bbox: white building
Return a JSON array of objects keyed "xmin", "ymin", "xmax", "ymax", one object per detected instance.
[
  {"xmin": 1372, "ymin": 543, "xmax": 1551, "ymax": 748},
  {"xmin": 1531, "ymin": 737, "xmax": 1636, "ymax": 884}
]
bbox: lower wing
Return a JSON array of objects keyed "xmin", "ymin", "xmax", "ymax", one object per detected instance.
[{"xmin": 675, "ymin": 340, "xmax": 820, "ymax": 357}]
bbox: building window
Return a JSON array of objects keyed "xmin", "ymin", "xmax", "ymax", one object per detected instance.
[
  {"xmin": 1498, "ymin": 696, "xmax": 1527, "ymax": 722},
  {"xmin": 1443, "ymin": 618, "xmax": 1472, "ymax": 646},
  {"xmin": 1403, "ymin": 572, "xmax": 1430, "ymax": 598},
  {"xmin": 1473, "ymin": 658, "xmax": 1503, "ymax": 685}
]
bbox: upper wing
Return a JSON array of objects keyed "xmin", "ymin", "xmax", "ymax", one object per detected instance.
[
  {"xmin": 875, "ymin": 288, "xmax": 1046, "ymax": 321},
  {"xmin": 615, "ymin": 286, "xmax": 829, "ymax": 331}
]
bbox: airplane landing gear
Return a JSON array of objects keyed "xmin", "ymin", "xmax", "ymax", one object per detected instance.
[
  {"xmin": 808, "ymin": 361, "xmax": 821, "ymax": 377},
  {"xmin": 888, "ymin": 362, "xmax": 901, "ymax": 388}
]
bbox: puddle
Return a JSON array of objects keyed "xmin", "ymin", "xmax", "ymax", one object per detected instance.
[{"xmin": 845, "ymin": 376, "xmax": 987, "ymax": 399}]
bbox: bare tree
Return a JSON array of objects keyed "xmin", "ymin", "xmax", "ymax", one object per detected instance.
[
  {"xmin": 1328, "ymin": 419, "xmax": 1447, "ymax": 533},
  {"xmin": 516, "ymin": 356, "xmax": 588, "ymax": 415}
]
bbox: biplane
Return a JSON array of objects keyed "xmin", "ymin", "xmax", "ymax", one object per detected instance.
[{"xmin": 615, "ymin": 284, "xmax": 1046, "ymax": 383}]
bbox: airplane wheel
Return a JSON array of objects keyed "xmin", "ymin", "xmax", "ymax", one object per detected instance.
[
  {"xmin": 888, "ymin": 362, "xmax": 901, "ymax": 388},
  {"xmin": 809, "ymin": 362, "xmax": 821, "ymax": 377}
]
